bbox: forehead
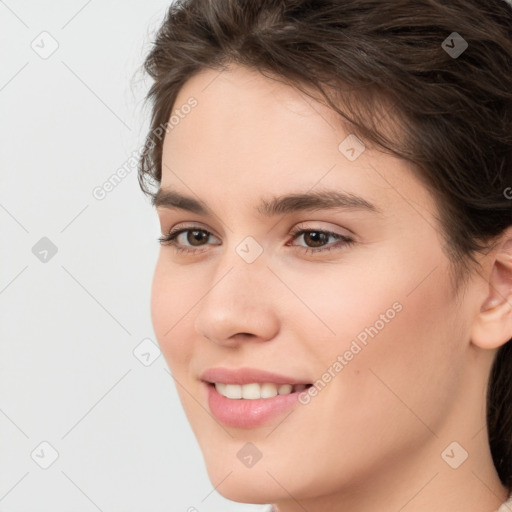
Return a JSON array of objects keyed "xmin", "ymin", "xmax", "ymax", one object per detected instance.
[
  {"xmin": 167, "ymin": 64, "xmax": 344, "ymax": 159},
  {"xmin": 175, "ymin": 64, "xmax": 315, "ymax": 117},
  {"xmin": 160, "ymin": 64, "xmax": 437, "ymax": 226},
  {"xmin": 165, "ymin": 66, "xmax": 358, "ymax": 186}
]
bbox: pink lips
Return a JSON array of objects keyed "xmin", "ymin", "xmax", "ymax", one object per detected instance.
[
  {"xmin": 201, "ymin": 367, "xmax": 311, "ymax": 428},
  {"xmin": 200, "ymin": 366, "xmax": 311, "ymax": 386}
]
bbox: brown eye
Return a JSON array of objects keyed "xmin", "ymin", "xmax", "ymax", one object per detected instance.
[
  {"xmin": 185, "ymin": 229, "xmax": 210, "ymax": 246},
  {"xmin": 288, "ymin": 228, "xmax": 354, "ymax": 254},
  {"xmin": 158, "ymin": 227, "xmax": 220, "ymax": 252},
  {"xmin": 300, "ymin": 231, "xmax": 330, "ymax": 247}
]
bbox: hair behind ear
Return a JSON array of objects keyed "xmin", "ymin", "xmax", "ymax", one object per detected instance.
[{"xmin": 488, "ymin": 340, "xmax": 512, "ymax": 492}]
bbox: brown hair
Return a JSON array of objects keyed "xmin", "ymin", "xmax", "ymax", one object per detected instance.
[{"xmin": 137, "ymin": 0, "xmax": 512, "ymax": 491}]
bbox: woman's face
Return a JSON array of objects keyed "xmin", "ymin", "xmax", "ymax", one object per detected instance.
[{"xmin": 151, "ymin": 64, "xmax": 477, "ymax": 505}]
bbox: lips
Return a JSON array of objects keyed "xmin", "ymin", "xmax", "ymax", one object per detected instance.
[
  {"xmin": 200, "ymin": 366, "xmax": 311, "ymax": 386},
  {"xmin": 200, "ymin": 367, "xmax": 313, "ymax": 427}
]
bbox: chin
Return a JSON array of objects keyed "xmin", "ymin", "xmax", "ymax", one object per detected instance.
[
  {"xmin": 209, "ymin": 476, "xmax": 279, "ymax": 505},
  {"xmin": 201, "ymin": 455, "xmax": 286, "ymax": 504}
]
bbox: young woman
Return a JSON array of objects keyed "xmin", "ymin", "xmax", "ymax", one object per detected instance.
[{"xmin": 137, "ymin": 1, "xmax": 512, "ymax": 510}]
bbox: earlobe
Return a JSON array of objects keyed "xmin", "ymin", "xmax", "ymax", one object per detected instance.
[{"xmin": 471, "ymin": 230, "xmax": 512, "ymax": 350}]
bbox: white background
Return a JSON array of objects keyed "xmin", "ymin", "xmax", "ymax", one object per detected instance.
[{"xmin": 0, "ymin": 2, "xmax": 269, "ymax": 511}]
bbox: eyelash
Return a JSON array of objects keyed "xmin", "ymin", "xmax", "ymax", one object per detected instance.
[{"xmin": 157, "ymin": 225, "xmax": 355, "ymax": 256}]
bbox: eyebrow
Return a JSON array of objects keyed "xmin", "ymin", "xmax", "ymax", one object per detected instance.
[{"xmin": 153, "ymin": 188, "xmax": 380, "ymax": 216}]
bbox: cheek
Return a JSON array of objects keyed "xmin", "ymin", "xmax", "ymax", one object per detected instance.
[
  {"xmin": 290, "ymin": 241, "xmax": 463, "ymax": 427},
  {"xmin": 257, "ymin": 261, "xmax": 463, "ymax": 496},
  {"xmin": 325, "ymin": 254, "xmax": 463, "ymax": 434},
  {"xmin": 275, "ymin": 248, "xmax": 431, "ymax": 362},
  {"xmin": 150, "ymin": 257, "xmax": 193, "ymax": 372}
]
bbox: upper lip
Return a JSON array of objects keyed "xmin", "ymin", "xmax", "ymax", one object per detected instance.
[{"xmin": 200, "ymin": 367, "xmax": 311, "ymax": 386}]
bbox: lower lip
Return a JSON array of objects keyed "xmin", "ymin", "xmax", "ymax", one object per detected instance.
[{"xmin": 204, "ymin": 382, "xmax": 307, "ymax": 428}]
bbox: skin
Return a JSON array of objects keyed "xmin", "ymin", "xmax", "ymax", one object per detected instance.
[{"xmin": 150, "ymin": 63, "xmax": 512, "ymax": 512}]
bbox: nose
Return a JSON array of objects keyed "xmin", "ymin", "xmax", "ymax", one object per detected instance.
[{"xmin": 193, "ymin": 255, "xmax": 281, "ymax": 347}]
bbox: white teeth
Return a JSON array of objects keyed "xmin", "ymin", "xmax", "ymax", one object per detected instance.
[
  {"xmin": 278, "ymin": 384, "xmax": 293, "ymax": 395},
  {"xmin": 241, "ymin": 383, "xmax": 261, "ymax": 399},
  {"xmin": 261, "ymin": 383, "xmax": 278, "ymax": 398},
  {"xmin": 214, "ymin": 382, "xmax": 304, "ymax": 399},
  {"xmin": 215, "ymin": 382, "xmax": 226, "ymax": 395},
  {"xmin": 224, "ymin": 384, "xmax": 242, "ymax": 399}
]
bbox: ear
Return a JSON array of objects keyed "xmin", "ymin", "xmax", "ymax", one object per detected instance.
[{"xmin": 471, "ymin": 228, "xmax": 512, "ymax": 350}]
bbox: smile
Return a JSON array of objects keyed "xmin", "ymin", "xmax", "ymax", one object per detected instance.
[{"xmin": 212, "ymin": 382, "xmax": 311, "ymax": 399}]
